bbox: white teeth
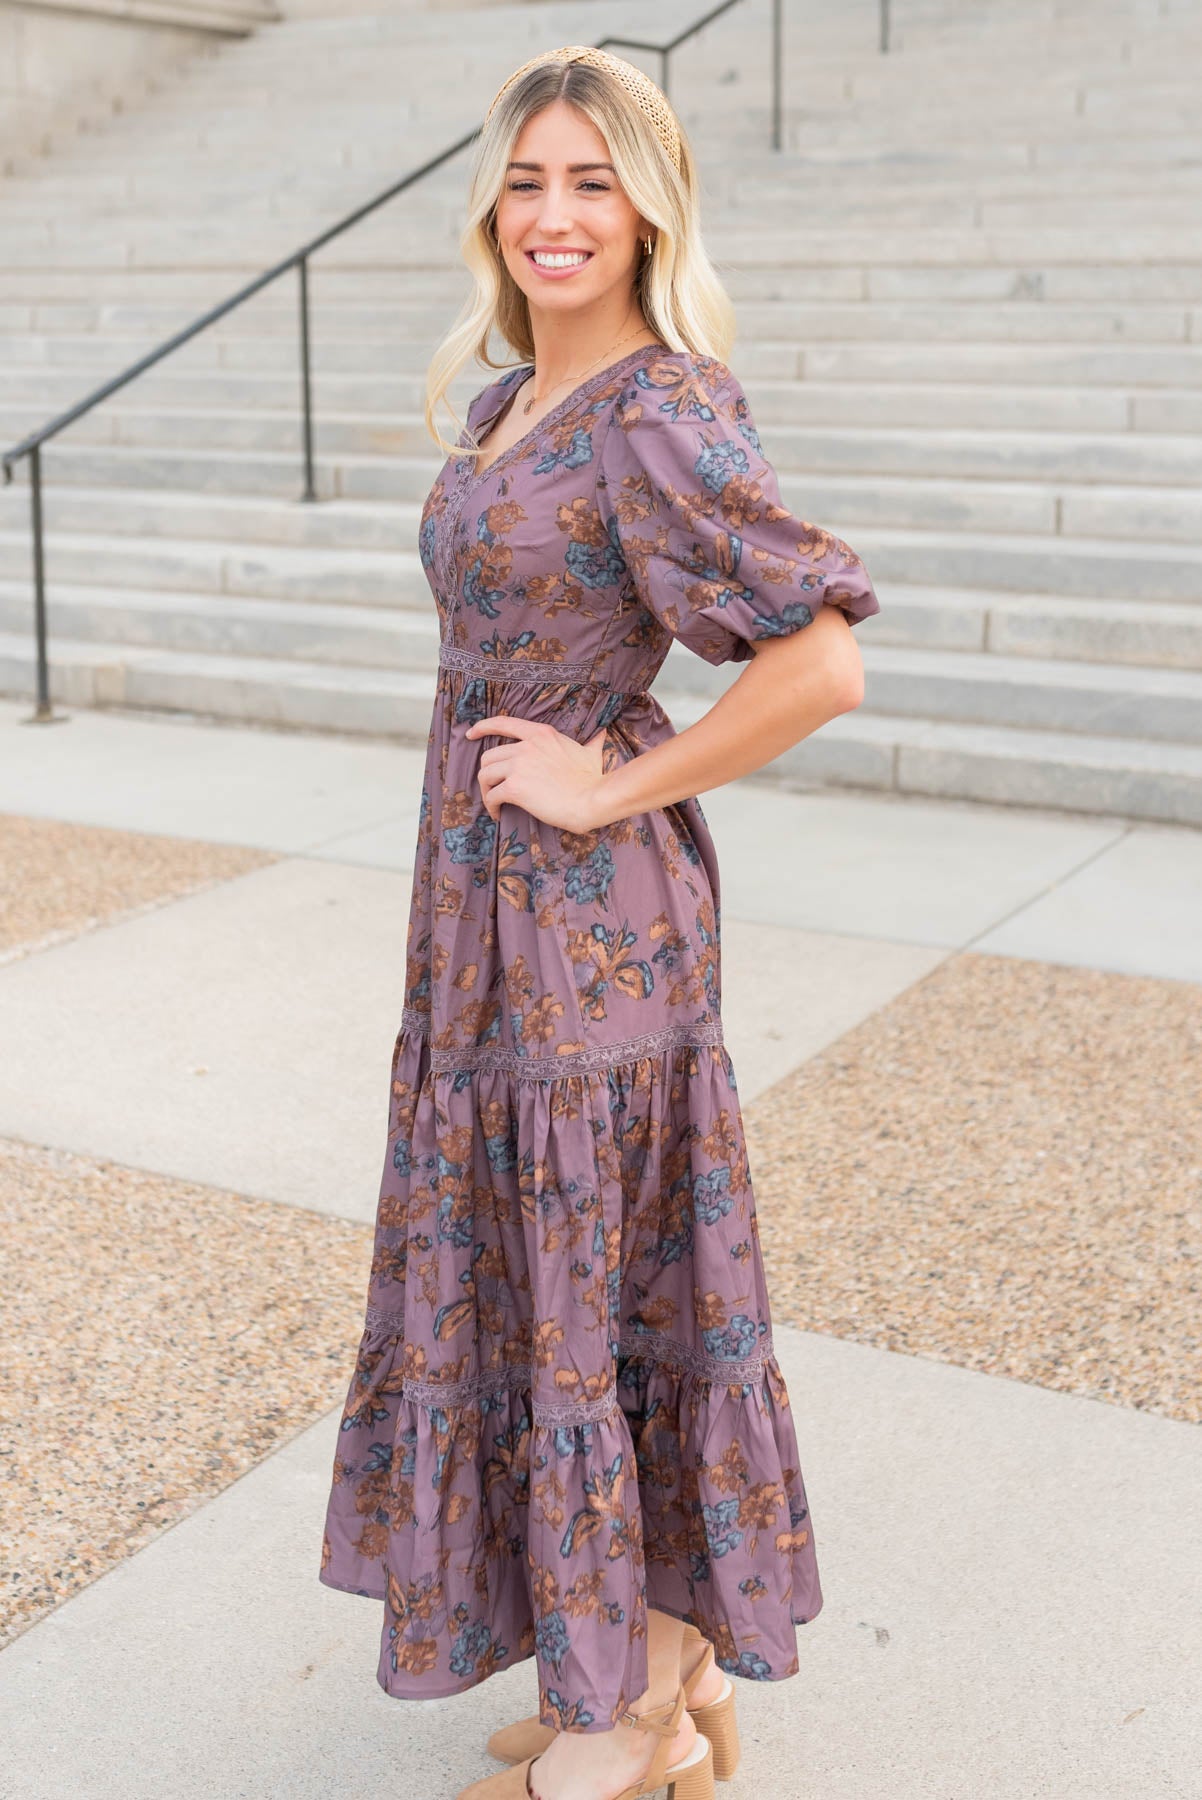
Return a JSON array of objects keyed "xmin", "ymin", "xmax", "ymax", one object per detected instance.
[{"xmin": 531, "ymin": 251, "xmax": 590, "ymax": 268}]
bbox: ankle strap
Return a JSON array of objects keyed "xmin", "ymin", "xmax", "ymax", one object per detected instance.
[{"xmin": 618, "ymin": 1693, "xmax": 679, "ymax": 1737}]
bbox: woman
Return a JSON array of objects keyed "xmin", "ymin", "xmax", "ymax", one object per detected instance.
[{"xmin": 318, "ymin": 44, "xmax": 879, "ymax": 1800}]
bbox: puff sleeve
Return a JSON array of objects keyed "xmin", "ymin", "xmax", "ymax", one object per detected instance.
[{"xmin": 598, "ymin": 354, "xmax": 880, "ymax": 666}]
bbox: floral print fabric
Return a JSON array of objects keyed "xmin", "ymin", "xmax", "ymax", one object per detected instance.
[{"xmin": 318, "ymin": 342, "xmax": 880, "ymax": 1732}]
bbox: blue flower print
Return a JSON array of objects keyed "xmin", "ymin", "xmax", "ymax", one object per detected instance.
[
  {"xmin": 566, "ymin": 517, "xmax": 628, "ymax": 589},
  {"xmin": 544, "ymin": 1688, "xmax": 596, "ymax": 1731},
  {"xmin": 702, "ymin": 1312, "xmax": 759, "ymax": 1360},
  {"xmin": 721, "ymin": 1647, "xmax": 773, "ymax": 1680},
  {"xmin": 564, "ymin": 839, "xmax": 616, "ymax": 910},
  {"xmin": 418, "ymin": 509, "xmax": 437, "ymax": 571},
  {"xmin": 692, "ymin": 1166, "xmax": 734, "ymax": 1225},
  {"xmin": 702, "ymin": 1495, "xmax": 745, "ymax": 1559},
  {"xmin": 448, "ymin": 1610, "xmax": 509, "ymax": 1677},
  {"xmin": 748, "ymin": 598, "xmax": 815, "ymax": 637},
  {"xmin": 443, "ymin": 809, "xmax": 496, "ymax": 865},
  {"xmin": 533, "ymin": 426, "xmax": 595, "ymax": 477},
  {"xmin": 552, "ymin": 1420, "xmax": 597, "ymax": 1457},
  {"xmin": 534, "ymin": 1608, "xmax": 572, "ymax": 1672},
  {"xmin": 695, "ymin": 437, "xmax": 752, "ymax": 496}
]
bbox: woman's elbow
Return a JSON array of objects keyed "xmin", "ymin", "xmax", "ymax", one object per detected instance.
[
  {"xmin": 818, "ymin": 608, "xmax": 865, "ymax": 715},
  {"xmin": 751, "ymin": 607, "xmax": 866, "ymax": 719},
  {"xmin": 834, "ymin": 639, "xmax": 865, "ymax": 713}
]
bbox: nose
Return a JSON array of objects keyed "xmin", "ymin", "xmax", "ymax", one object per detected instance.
[{"xmin": 536, "ymin": 183, "xmax": 576, "ymax": 236}]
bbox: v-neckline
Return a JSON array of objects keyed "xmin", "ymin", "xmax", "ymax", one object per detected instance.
[{"xmin": 466, "ymin": 340, "xmax": 668, "ymax": 491}]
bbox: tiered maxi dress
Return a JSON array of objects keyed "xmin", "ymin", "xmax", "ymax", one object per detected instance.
[{"xmin": 318, "ymin": 340, "xmax": 880, "ymax": 1733}]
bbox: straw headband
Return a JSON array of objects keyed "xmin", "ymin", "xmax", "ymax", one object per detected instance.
[{"xmin": 483, "ymin": 45, "xmax": 683, "ymax": 174}]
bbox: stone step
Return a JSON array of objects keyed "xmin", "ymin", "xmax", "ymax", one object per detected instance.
[
  {"xmin": 0, "ymin": 365, "xmax": 1143, "ymax": 434},
  {"xmin": 22, "ymin": 55, "xmax": 1188, "ymax": 105},
  {"xmin": 3, "ymin": 629, "xmax": 1200, "ymax": 826},
  {"xmin": 9, "ymin": 171, "xmax": 1202, "ymax": 234},
  {"xmin": 842, "ymin": 524, "xmax": 1202, "ymax": 606},
  {"xmin": 5, "ymin": 295, "xmax": 1199, "ymax": 347},
  {"xmin": 647, "ymin": 635, "xmax": 1202, "ymax": 746},
  {"xmin": 4, "ymin": 568, "xmax": 1200, "ymax": 695},
  {"xmin": 799, "ymin": 342, "xmax": 1202, "ymax": 385},
  {"xmin": 17, "ymin": 187, "xmax": 1202, "ymax": 234},
  {"xmin": 0, "ymin": 485, "xmax": 419, "ymax": 550},
  {"xmin": 12, "ymin": 162, "xmax": 1202, "ymax": 210},
  {"xmin": 0, "ymin": 579, "xmax": 438, "ymax": 666},
  {"xmin": 54, "ymin": 88, "xmax": 1202, "ymax": 145},
  {"xmin": 855, "ymin": 587, "xmax": 1202, "ymax": 670},
  {"xmin": 2, "ymin": 471, "xmax": 1202, "ymax": 669},
  {"xmin": 14, "ymin": 329, "xmax": 1202, "ymax": 392},
  {"xmin": 8, "ymin": 336, "xmax": 1202, "ymax": 404},
  {"xmin": 8, "ymin": 459, "xmax": 1202, "ymax": 548},
  {"xmin": 673, "ymin": 696, "xmax": 1202, "ymax": 828},
  {"xmin": 169, "ymin": 64, "xmax": 1202, "ymax": 110},
  {"xmin": 6, "ymin": 558, "xmax": 1201, "ymax": 676},
  {"xmin": 5, "ymin": 261, "xmax": 1202, "ymax": 305},
  {"xmin": 6, "ymin": 222, "xmax": 1202, "ymax": 272},
  {"xmin": 3, "ymin": 514, "xmax": 1201, "ymax": 632},
  {"xmin": 4, "ymin": 205, "xmax": 1201, "ymax": 253},
  {"xmin": 0, "ymin": 358, "xmax": 1144, "ymax": 432},
  {"xmin": 0, "ymin": 631, "xmax": 438, "ymax": 736},
  {"xmin": 0, "ymin": 527, "xmax": 422, "ymax": 608},
  {"xmin": 25, "ymin": 326, "xmax": 1202, "ymax": 389},
  {"xmin": 4, "ymin": 405, "xmax": 1198, "ymax": 489},
  {"xmin": 4, "ymin": 482, "xmax": 1200, "ymax": 603}
]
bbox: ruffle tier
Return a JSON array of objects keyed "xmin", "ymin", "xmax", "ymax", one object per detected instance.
[{"xmin": 318, "ymin": 1016, "xmax": 822, "ymax": 1730}]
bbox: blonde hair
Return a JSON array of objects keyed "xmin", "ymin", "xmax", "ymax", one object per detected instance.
[{"xmin": 422, "ymin": 56, "xmax": 738, "ymax": 460}]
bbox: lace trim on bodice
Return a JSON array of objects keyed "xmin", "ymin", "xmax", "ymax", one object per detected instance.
[
  {"xmin": 437, "ymin": 641, "xmax": 651, "ymax": 691},
  {"xmin": 399, "ymin": 1006, "xmax": 724, "ymax": 1077},
  {"xmin": 359, "ymin": 1313, "xmax": 776, "ymax": 1426}
]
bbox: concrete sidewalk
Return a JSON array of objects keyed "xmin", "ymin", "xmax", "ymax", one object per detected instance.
[{"xmin": 1, "ymin": 697, "xmax": 1199, "ymax": 1800}]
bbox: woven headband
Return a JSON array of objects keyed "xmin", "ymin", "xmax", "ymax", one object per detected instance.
[{"xmin": 483, "ymin": 45, "xmax": 682, "ymax": 174}]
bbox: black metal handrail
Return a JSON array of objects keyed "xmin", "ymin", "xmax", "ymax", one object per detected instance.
[{"xmin": 1, "ymin": 0, "xmax": 869, "ymax": 723}]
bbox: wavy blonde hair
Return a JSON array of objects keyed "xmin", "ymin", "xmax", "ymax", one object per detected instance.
[{"xmin": 422, "ymin": 57, "xmax": 738, "ymax": 460}]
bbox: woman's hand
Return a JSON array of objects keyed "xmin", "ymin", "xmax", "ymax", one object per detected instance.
[{"xmin": 466, "ymin": 715, "xmax": 611, "ymax": 833}]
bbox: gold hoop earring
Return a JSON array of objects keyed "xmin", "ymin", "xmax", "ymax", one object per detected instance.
[{"xmin": 644, "ymin": 237, "xmax": 653, "ymax": 257}]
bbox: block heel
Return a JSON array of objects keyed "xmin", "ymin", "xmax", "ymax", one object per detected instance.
[
  {"xmin": 666, "ymin": 1729, "xmax": 716, "ymax": 1800},
  {"xmin": 680, "ymin": 1623, "xmax": 740, "ymax": 1781},
  {"xmin": 685, "ymin": 1671, "xmax": 740, "ymax": 1780}
]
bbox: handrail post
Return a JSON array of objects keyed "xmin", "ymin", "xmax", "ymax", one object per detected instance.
[
  {"xmin": 881, "ymin": 0, "xmax": 891, "ymax": 53},
  {"xmin": 27, "ymin": 446, "xmax": 55, "ymax": 722},
  {"xmin": 660, "ymin": 48, "xmax": 670, "ymax": 99},
  {"xmin": 298, "ymin": 254, "xmax": 317, "ymax": 502},
  {"xmin": 772, "ymin": 0, "xmax": 782, "ymax": 150}
]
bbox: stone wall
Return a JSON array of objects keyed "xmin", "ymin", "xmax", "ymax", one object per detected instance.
[{"xmin": 0, "ymin": 0, "xmax": 278, "ymax": 170}]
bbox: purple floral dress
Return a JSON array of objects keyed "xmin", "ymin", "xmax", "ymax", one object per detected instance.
[{"xmin": 318, "ymin": 341, "xmax": 880, "ymax": 1732}]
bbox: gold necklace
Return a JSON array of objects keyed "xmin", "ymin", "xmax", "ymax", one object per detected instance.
[{"xmin": 521, "ymin": 324, "xmax": 655, "ymax": 416}]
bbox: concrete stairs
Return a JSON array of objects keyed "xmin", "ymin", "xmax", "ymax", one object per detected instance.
[{"xmin": 2, "ymin": 0, "xmax": 1201, "ymax": 823}]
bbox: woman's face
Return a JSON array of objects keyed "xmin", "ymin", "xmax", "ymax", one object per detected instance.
[{"xmin": 492, "ymin": 99, "xmax": 649, "ymax": 317}]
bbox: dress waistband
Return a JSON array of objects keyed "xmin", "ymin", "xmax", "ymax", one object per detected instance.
[{"xmin": 439, "ymin": 639, "xmax": 651, "ymax": 691}]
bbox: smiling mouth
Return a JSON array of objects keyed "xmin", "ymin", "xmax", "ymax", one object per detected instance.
[{"xmin": 525, "ymin": 250, "xmax": 594, "ymax": 267}]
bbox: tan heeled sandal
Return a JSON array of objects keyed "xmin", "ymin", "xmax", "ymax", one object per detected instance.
[
  {"xmin": 485, "ymin": 1621, "xmax": 740, "ymax": 1781},
  {"xmin": 459, "ymin": 1682, "xmax": 714, "ymax": 1799}
]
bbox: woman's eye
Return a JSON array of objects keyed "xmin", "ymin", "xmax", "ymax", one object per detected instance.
[{"xmin": 506, "ymin": 181, "xmax": 610, "ymax": 193}]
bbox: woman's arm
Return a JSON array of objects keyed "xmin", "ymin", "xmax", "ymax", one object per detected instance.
[
  {"xmin": 584, "ymin": 605, "xmax": 865, "ymax": 831},
  {"xmin": 469, "ymin": 608, "xmax": 864, "ymax": 832}
]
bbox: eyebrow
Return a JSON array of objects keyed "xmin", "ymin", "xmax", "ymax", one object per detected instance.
[{"xmin": 506, "ymin": 161, "xmax": 615, "ymax": 173}]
